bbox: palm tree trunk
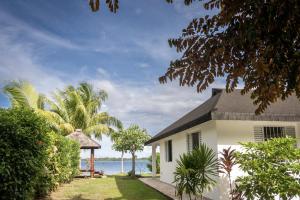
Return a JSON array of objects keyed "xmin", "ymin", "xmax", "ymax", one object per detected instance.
[
  {"xmin": 121, "ymin": 151, "xmax": 124, "ymax": 174},
  {"xmin": 131, "ymin": 152, "xmax": 135, "ymax": 177}
]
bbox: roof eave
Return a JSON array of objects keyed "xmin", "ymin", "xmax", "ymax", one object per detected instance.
[{"xmin": 145, "ymin": 112, "xmax": 212, "ymax": 145}]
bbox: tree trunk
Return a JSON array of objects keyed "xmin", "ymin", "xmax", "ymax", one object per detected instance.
[
  {"xmin": 121, "ymin": 151, "xmax": 124, "ymax": 174},
  {"xmin": 131, "ymin": 152, "xmax": 135, "ymax": 177}
]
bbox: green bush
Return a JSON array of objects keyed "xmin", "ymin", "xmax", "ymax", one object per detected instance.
[
  {"xmin": 174, "ymin": 144, "xmax": 218, "ymax": 200},
  {"xmin": 0, "ymin": 108, "xmax": 50, "ymax": 199},
  {"xmin": 35, "ymin": 132, "xmax": 80, "ymax": 196},
  {"xmin": 235, "ymin": 138, "xmax": 300, "ymax": 199},
  {"xmin": 0, "ymin": 108, "xmax": 80, "ymax": 199}
]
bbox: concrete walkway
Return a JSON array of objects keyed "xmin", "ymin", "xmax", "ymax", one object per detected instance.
[{"xmin": 139, "ymin": 178, "xmax": 211, "ymax": 200}]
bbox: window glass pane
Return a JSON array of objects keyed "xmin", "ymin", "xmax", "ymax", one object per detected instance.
[
  {"xmin": 192, "ymin": 132, "xmax": 199, "ymax": 149},
  {"xmin": 263, "ymin": 126, "xmax": 285, "ymax": 140},
  {"xmin": 168, "ymin": 140, "xmax": 172, "ymax": 162}
]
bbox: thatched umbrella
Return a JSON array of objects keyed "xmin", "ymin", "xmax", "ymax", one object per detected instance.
[{"xmin": 67, "ymin": 129, "xmax": 101, "ymax": 177}]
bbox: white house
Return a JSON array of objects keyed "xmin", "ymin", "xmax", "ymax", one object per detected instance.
[{"xmin": 145, "ymin": 88, "xmax": 300, "ymax": 200}]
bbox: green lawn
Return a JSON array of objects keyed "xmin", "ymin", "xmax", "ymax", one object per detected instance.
[{"xmin": 48, "ymin": 176, "xmax": 168, "ymax": 200}]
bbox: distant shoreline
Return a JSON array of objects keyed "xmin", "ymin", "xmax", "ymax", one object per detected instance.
[{"xmin": 81, "ymin": 157, "xmax": 149, "ymax": 161}]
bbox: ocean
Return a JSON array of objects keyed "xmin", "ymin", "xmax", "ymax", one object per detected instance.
[{"xmin": 81, "ymin": 159, "xmax": 151, "ymax": 175}]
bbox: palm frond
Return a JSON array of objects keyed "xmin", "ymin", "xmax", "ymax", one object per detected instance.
[
  {"xmin": 83, "ymin": 124, "xmax": 110, "ymax": 139},
  {"xmin": 3, "ymin": 81, "xmax": 30, "ymax": 108},
  {"xmin": 90, "ymin": 112, "xmax": 123, "ymax": 130}
]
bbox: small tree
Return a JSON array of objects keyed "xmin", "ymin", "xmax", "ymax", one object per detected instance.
[
  {"xmin": 235, "ymin": 138, "xmax": 300, "ymax": 200},
  {"xmin": 219, "ymin": 147, "xmax": 236, "ymax": 199},
  {"xmin": 147, "ymin": 153, "xmax": 160, "ymax": 174},
  {"xmin": 112, "ymin": 130, "xmax": 128, "ymax": 174},
  {"xmin": 113, "ymin": 125, "xmax": 150, "ymax": 177},
  {"xmin": 174, "ymin": 144, "xmax": 218, "ymax": 200}
]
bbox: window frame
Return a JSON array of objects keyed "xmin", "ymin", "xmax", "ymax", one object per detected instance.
[
  {"xmin": 254, "ymin": 126, "xmax": 296, "ymax": 142},
  {"xmin": 165, "ymin": 140, "xmax": 172, "ymax": 162}
]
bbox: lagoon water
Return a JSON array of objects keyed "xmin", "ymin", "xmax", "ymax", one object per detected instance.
[{"xmin": 81, "ymin": 159, "xmax": 150, "ymax": 175}]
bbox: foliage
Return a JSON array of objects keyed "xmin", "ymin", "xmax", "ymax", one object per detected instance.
[
  {"xmin": 89, "ymin": 0, "xmax": 300, "ymax": 114},
  {"xmin": 160, "ymin": 0, "xmax": 300, "ymax": 114},
  {"xmin": 3, "ymin": 80, "xmax": 46, "ymax": 109},
  {"xmin": 112, "ymin": 129, "xmax": 128, "ymax": 153},
  {"xmin": 88, "ymin": 0, "xmax": 119, "ymax": 12},
  {"xmin": 3, "ymin": 81, "xmax": 122, "ymax": 138},
  {"xmin": 0, "ymin": 108, "xmax": 80, "ymax": 199},
  {"xmin": 235, "ymin": 138, "xmax": 300, "ymax": 200},
  {"xmin": 112, "ymin": 125, "xmax": 150, "ymax": 177},
  {"xmin": 219, "ymin": 147, "xmax": 236, "ymax": 198},
  {"xmin": 174, "ymin": 144, "xmax": 218, "ymax": 200},
  {"xmin": 0, "ymin": 108, "xmax": 50, "ymax": 199},
  {"xmin": 112, "ymin": 130, "xmax": 128, "ymax": 173},
  {"xmin": 147, "ymin": 153, "xmax": 160, "ymax": 174},
  {"xmin": 35, "ymin": 132, "xmax": 80, "ymax": 196},
  {"xmin": 47, "ymin": 82, "xmax": 122, "ymax": 137}
]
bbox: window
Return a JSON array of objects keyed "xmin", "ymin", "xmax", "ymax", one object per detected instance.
[
  {"xmin": 263, "ymin": 127, "xmax": 284, "ymax": 141},
  {"xmin": 254, "ymin": 126, "xmax": 296, "ymax": 142},
  {"xmin": 187, "ymin": 132, "xmax": 201, "ymax": 152},
  {"xmin": 165, "ymin": 140, "xmax": 172, "ymax": 162}
]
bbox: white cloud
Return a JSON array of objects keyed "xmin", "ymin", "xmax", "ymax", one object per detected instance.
[
  {"xmin": 0, "ymin": 9, "xmax": 82, "ymax": 50},
  {"xmin": 134, "ymin": 36, "xmax": 177, "ymax": 62},
  {"xmin": 0, "ymin": 30, "xmax": 66, "ymax": 94},
  {"xmin": 97, "ymin": 67, "xmax": 110, "ymax": 78}
]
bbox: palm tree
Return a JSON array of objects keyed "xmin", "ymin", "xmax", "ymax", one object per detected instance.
[
  {"xmin": 3, "ymin": 80, "xmax": 46, "ymax": 109},
  {"xmin": 48, "ymin": 82, "xmax": 122, "ymax": 137},
  {"xmin": 4, "ymin": 81, "xmax": 122, "ymax": 138},
  {"xmin": 174, "ymin": 144, "xmax": 218, "ymax": 200},
  {"xmin": 3, "ymin": 81, "xmax": 63, "ymax": 131}
]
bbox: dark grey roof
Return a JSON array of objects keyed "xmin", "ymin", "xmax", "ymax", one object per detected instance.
[
  {"xmin": 145, "ymin": 89, "xmax": 300, "ymax": 145},
  {"xmin": 66, "ymin": 129, "xmax": 101, "ymax": 149}
]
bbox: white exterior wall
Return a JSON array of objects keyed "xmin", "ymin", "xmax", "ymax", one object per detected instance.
[
  {"xmin": 157, "ymin": 120, "xmax": 300, "ymax": 200},
  {"xmin": 216, "ymin": 120, "xmax": 300, "ymax": 200},
  {"xmin": 159, "ymin": 121, "xmax": 218, "ymax": 200}
]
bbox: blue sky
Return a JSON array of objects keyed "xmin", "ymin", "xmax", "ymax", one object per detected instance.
[{"xmin": 0, "ymin": 0, "xmax": 222, "ymax": 158}]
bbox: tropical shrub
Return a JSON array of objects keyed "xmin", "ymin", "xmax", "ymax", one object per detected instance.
[
  {"xmin": 219, "ymin": 147, "xmax": 236, "ymax": 199},
  {"xmin": 0, "ymin": 108, "xmax": 80, "ymax": 199},
  {"xmin": 147, "ymin": 153, "xmax": 160, "ymax": 174},
  {"xmin": 235, "ymin": 138, "xmax": 300, "ymax": 200},
  {"xmin": 0, "ymin": 108, "xmax": 50, "ymax": 199},
  {"xmin": 174, "ymin": 144, "xmax": 218, "ymax": 200},
  {"xmin": 35, "ymin": 132, "xmax": 80, "ymax": 196}
]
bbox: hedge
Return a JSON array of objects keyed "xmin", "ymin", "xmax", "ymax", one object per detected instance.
[
  {"xmin": 0, "ymin": 108, "xmax": 80, "ymax": 199},
  {"xmin": 35, "ymin": 132, "xmax": 80, "ymax": 197}
]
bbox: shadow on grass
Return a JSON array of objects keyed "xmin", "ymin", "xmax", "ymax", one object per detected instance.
[
  {"xmin": 43, "ymin": 194, "xmax": 91, "ymax": 200},
  {"xmin": 69, "ymin": 194, "xmax": 91, "ymax": 200},
  {"xmin": 103, "ymin": 175, "xmax": 167, "ymax": 200}
]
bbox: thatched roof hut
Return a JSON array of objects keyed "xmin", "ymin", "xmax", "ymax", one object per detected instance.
[
  {"xmin": 66, "ymin": 129, "xmax": 100, "ymax": 177},
  {"xmin": 67, "ymin": 129, "xmax": 101, "ymax": 149}
]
